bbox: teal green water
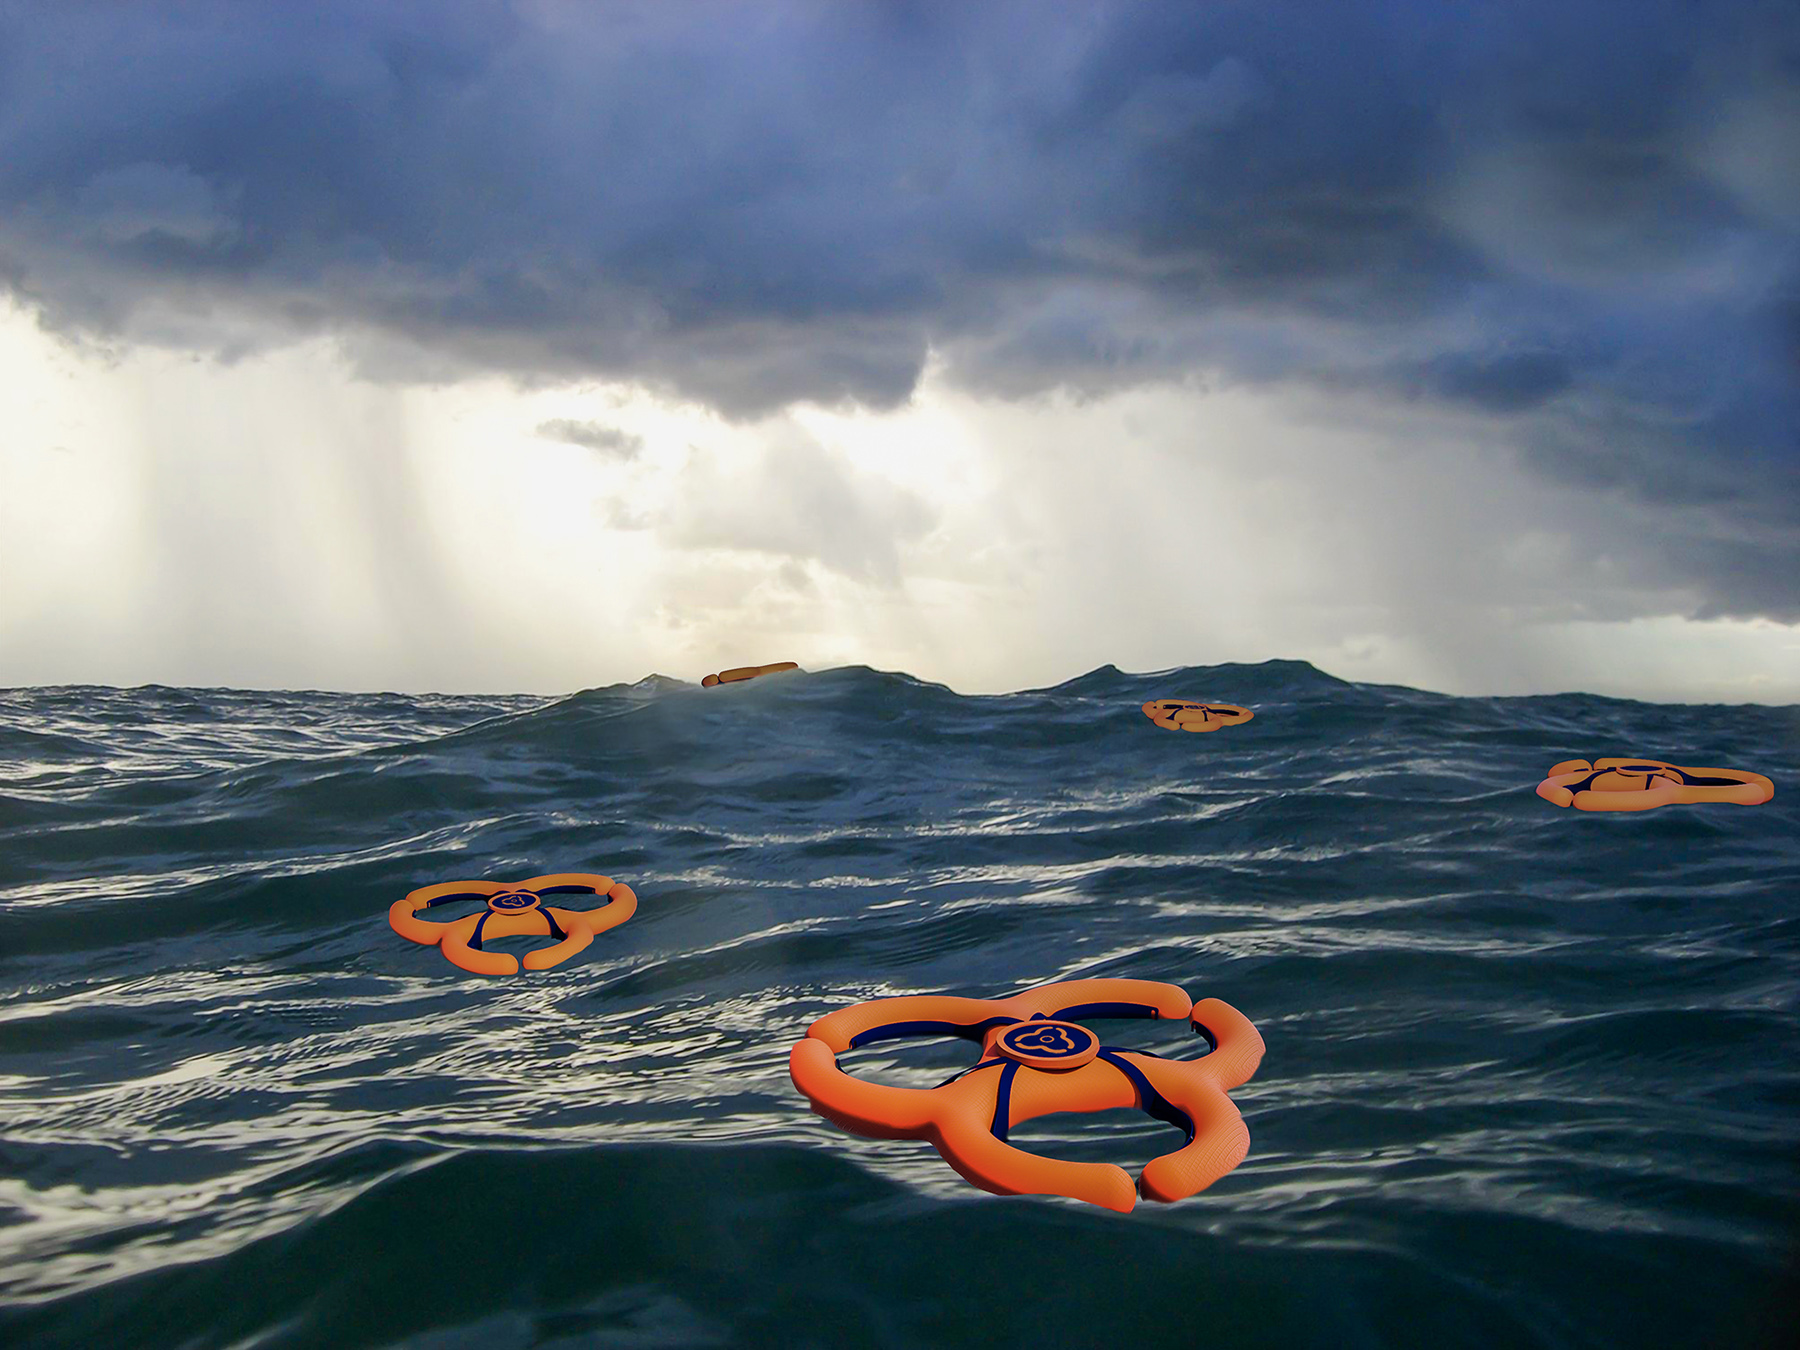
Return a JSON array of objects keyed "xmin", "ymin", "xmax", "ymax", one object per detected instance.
[{"xmin": 1, "ymin": 662, "xmax": 1797, "ymax": 1347}]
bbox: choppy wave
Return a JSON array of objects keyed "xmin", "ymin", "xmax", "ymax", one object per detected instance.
[{"xmin": 1, "ymin": 661, "xmax": 1797, "ymax": 1348}]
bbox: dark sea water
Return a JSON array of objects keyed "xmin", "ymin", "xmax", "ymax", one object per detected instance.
[{"xmin": 2, "ymin": 660, "xmax": 1797, "ymax": 1349}]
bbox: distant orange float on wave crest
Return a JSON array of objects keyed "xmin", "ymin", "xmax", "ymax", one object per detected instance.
[
  {"xmin": 1142, "ymin": 699, "xmax": 1254, "ymax": 732},
  {"xmin": 702, "ymin": 662, "xmax": 800, "ymax": 688},
  {"xmin": 1536, "ymin": 758, "xmax": 1773, "ymax": 812}
]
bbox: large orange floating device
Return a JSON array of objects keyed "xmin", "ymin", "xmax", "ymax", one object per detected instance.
[
  {"xmin": 389, "ymin": 872, "xmax": 637, "ymax": 974},
  {"xmin": 789, "ymin": 978, "xmax": 1264, "ymax": 1212},
  {"xmin": 1142, "ymin": 699, "xmax": 1253, "ymax": 732},
  {"xmin": 1536, "ymin": 758, "xmax": 1774, "ymax": 812},
  {"xmin": 702, "ymin": 662, "xmax": 799, "ymax": 688}
]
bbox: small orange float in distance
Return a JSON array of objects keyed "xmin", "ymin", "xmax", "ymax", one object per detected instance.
[
  {"xmin": 1142, "ymin": 699, "xmax": 1254, "ymax": 732},
  {"xmin": 389, "ymin": 872, "xmax": 637, "ymax": 974},
  {"xmin": 789, "ymin": 977, "xmax": 1265, "ymax": 1213},
  {"xmin": 702, "ymin": 661, "xmax": 800, "ymax": 688},
  {"xmin": 1536, "ymin": 758, "xmax": 1773, "ymax": 811}
]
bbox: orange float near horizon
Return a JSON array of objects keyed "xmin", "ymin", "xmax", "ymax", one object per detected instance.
[
  {"xmin": 702, "ymin": 662, "xmax": 800, "ymax": 688},
  {"xmin": 389, "ymin": 872, "xmax": 637, "ymax": 974},
  {"xmin": 1536, "ymin": 758, "xmax": 1774, "ymax": 812},
  {"xmin": 1142, "ymin": 699, "xmax": 1254, "ymax": 732},
  {"xmin": 789, "ymin": 978, "xmax": 1264, "ymax": 1213}
]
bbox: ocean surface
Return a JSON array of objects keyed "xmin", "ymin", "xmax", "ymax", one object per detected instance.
[{"xmin": 1, "ymin": 660, "xmax": 1797, "ymax": 1349}]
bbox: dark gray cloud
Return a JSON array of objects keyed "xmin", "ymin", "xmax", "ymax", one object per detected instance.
[
  {"xmin": 1399, "ymin": 351, "xmax": 1575, "ymax": 416},
  {"xmin": 535, "ymin": 418, "xmax": 642, "ymax": 458},
  {"xmin": 0, "ymin": 0, "xmax": 1796, "ymax": 619}
]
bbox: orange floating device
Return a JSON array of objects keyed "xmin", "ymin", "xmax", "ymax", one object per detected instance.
[
  {"xmin": 1142, "ymin": 700, "xmax": 1253, "ymax": 732},
  {"xmin": 1536, "ymin": 758, "xmax": 1773, "ymax": 812},
  {"xmin": 702, "ymin": 662, "xmax": 799, "ymax": 688},
  {"xmin": 789, "ymin": 978, "xmax": 1264, "ymax": 1212},
  {"xmin": 389, "ymin": 872, "xmax": 637, "ymax": 975}
]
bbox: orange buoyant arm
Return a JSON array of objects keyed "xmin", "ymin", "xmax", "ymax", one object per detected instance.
[
  {"xmin": 933, "ymin": 1113, "xmax": 1140, "ymax": 1213},
  {"xmin": 1134, "ymin": 1069, "xmax": 1252, "ymax": 1203},
  {"xmin": 1590, "ymin": 760, "xmax": 1772, "ymax": 805},
  {"xmin": 439, "ymin": 909, "xmax": 567, "ymax": 976},
  {"xmin": 525, "ymin": 878, "xmax": 640, "ymax": 928},
  {"xmin": 722, "ymin": 662, "xmax": 797, "ymax": 682},
  {"xmin": 527, "ymin": 875, "xmax": 636, "ymax": 935},
  {"xmin": 940, "ymin": 1056, "xmax": 1168, "ymax": 1211},
  {"xmin": 997, "ymin": 978, "xmax": 1193, "ymax": 1026},
  {"xmin": 805, "ymin": 995, "xmax": 1017, "ymax": 1054},
  {"xmin": 519, "ymin": 872, "xmax": 615, "ymax": 895},
  {"xmin": 789, "ymin": 1037, "xmax": 938, "ymax": 1137},
  {"xmin": 1190, "ymin": 998, "xmax": 1265, "ymax": 1090},
  {"xmin": 580, "ymin": 883, "xmax": 638, "ymax": 933},
  {"xmin": 521, "ymin": 914, "xmax": 595, "ymax": 971},
  {"xmin": 389, "ymin": 897, "xmax": 447, "ymax": 946},
  {"xmin": 389, "ymin": 880, "xmax": 505, "ymax": 946},
  {"xmin": 1535, "ymin": 773, "xmax": 1582, "ymax": 808},
  {"xmin": 1535, "ymin": 764, "xmax": 1678, "ymax": 810}
]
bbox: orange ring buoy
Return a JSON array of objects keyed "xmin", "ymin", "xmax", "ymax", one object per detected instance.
[
  {"xmin": 388, "ymin": 872, "xmax": 637, "ymax": 975},
  {"xmin": 1536, "ymin": 758, "xmax": 1774, "ymax": 812},
  {"xmin": 702, "ymin": 662, "xmax": 799, "ymax": 688},
  {"xmin": 1142, "ymin": 700, "xmax": 1253, "ymax": 732},
  {"xmin": 789, "ymin": 978, "xmax": 1264, "ymax": 1212}
]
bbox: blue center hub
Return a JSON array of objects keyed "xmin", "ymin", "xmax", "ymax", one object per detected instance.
[{"xmin": 994, "ymin": 1020, "xmax": 1100, "ymax": 1070}]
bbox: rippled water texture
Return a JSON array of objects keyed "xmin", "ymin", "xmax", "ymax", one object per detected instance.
[{"xmin": 2, "ymin": 662, "xmax": 1797, "ymax": 1348}]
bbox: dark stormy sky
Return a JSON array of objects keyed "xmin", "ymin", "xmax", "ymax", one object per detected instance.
[{"xmin": 1, "ymin": 0, "xmax": 1796, "ymax": 699}]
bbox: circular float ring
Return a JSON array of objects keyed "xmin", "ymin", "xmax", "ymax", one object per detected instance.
[
  {"xmin": 789, "ymin": 978, "xmax": 1264, "ymax": 1212},
  {"xmin": 388, "ymin": 872, "xmax": 637, "ymax": 975},
  {"xmin": 1536, "ymin": 758, "xmax": 1773, "ymax": 812},
  {"xmin": 1142, "ymin": 700, "xmax": 1254, "ymax": 733}
]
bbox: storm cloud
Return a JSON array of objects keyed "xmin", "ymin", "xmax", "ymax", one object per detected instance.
[
  {"xmin": 1, "ymin": 0, "xmax": 1796, "ymax": 631},
  {"xmin": 535, "ymin": 417, "xmax": 643, "ymax": 458}
]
